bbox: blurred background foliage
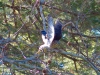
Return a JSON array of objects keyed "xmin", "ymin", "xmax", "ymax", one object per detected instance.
[{"xmin": 0, "ymin": 0, "xmax": 100, "ymax": 75}]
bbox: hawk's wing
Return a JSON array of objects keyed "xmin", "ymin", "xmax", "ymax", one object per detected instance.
[{"xmin": 47, "ymin": 15, "xmax": 55, "ymax": 47}]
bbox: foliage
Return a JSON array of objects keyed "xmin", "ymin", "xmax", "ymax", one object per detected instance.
[{"xmin": 0, "ymin": 0, "xmax": 100, "ymax": 75}]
